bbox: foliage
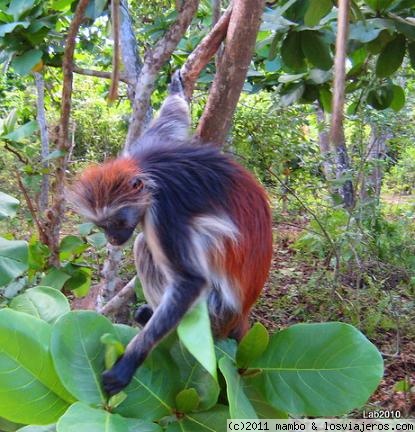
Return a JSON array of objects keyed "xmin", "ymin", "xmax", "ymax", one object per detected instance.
[
  {"xmin": 0, "ymin": 303, "xmax": 383, "ymax": 430},
  {"xmin": 384, "ymin": 144, "xmax": 415, "ymax": 194}
]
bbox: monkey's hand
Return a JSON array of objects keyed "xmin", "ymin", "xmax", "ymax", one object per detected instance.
[
  {"xmin": 169, "ymin": 70, "xmax": 185, "ymax": 98},
  {"xmin": 102, "ymin": 354, "xmax": 136, "ymax": 396},
  {"xmin": 134, "ymin": 304, "xmax": 153, "ymax": 326}
]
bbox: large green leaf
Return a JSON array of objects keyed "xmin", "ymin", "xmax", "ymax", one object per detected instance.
[
  {"xmin": 57, "ymin": 402, "xmax": 162, "ymax": 432},
  {"xmin": 7, "ymin": 0, "xmax": 36, "ymax": 19},
  {"xmin": 17, "ymin": 426, "xmax": 56, "ymax": 432},
  {"xmin": 11, "ymin": 50, "xmax": 43, "ymax": 75},
  {"xmin": 367, "ymin": 83, "xmax": 394, "ymax": 110},
  {"xmin": 0, "ymin": 21, "xmax": 30, "ymax": 37},
  {"xmin": 10, "ymin": 286, "xmax": 70, "ymax": 323},
  {"xmin": 236, "ymin": 322, "xmax": 269, "ymax": 369},
  {"xmin": 281, "ymin": 32, "xmax": 305, "ymax": 69},
  {"xmin": 59, "ymin": 235, "xmax": 87, "ymax": 261},
  {"xmin": 301, "ymin": 31, "xmax": 333, "ymax": 70},
  {"xmin": 114, "ymin": 338, "xmax": 178, "ymax": 421},
  {"xmin": 219, "ymin": 357, "xmax": 257, "ymax": 419},
  {"xmin": 0, "ymin": 310, "xmax": 73, "ymax": 424},
  {"xmin": 246, "ymin": 322, "xmax": 384, "ymax": 416},
  {"xmin": 304, "ymin": 0, "xmax": 332, "ymax": 27},
  {"xmin": 0, "ymin": 191, "xmax": 19, "ymax": 220},
  {"xmin": 51, "ymin": 311, "xmax": 115, "ymax": 405},
  {"xmin": 390, "ymin": 84, "xmax": 406, "ymax": 111},
  {"xmin": 40, "ymin": 267, "xmax": 71, "ymax": 290},
  {"xmin": 3, "ymin": 120, "xmax": 38, "ymax": 142},
  {"xmin": 0, "ymin": 237, "xmax": 28, "ymax": 287},
  {"xmin": 177, "ymin": 300, "xmax": 217, "ymax": 381},
  {"xmin": 170, "ymin": 340, "xmax": 220, "ymax": 411},
  {"xmin": 376, "ymin": 34, "xmax": 406, "ymax": 77},
  {"xmin": 165, "ymin": 405, "xmax": 230, "ymax": 432}
]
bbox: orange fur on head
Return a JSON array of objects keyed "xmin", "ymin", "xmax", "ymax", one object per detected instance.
[{"xmin": 69, "ymin": 157, "xmax": 142, "ymax": 220}]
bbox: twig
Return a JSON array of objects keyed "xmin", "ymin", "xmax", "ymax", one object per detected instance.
[
  {"xmin": 73, "ymin": 65, "xmax": 129, "ymax": 83},
  {"xmin": 180, "ymin": 5, "xmax": 232, "ymax": 98},
  {"xmin": 99, "ymin": 276, "xmax": 137, "ymax": 315},
  {"xmin": 4, "ymin": 143, "xmax": 28, "ymax": 164},
  {"xmin": 16, "ymin": 171, "xmax": 48, "ymax": 243},
  {"xmin": 108, "ymin": 0, "xmax": 121, "ymax": 100}
]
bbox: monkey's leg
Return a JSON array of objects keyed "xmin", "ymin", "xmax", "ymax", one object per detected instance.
[{"xmin": 102, "ymin": 274, "xmax": 206, "ymax": 395}]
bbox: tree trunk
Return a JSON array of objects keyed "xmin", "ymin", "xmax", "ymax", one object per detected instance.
[
  {"xmin": 34, "ymin": 72, "xmax": 49, "ymax": 212},
  {"xmin": 360, "ymin": 123, "xmax": 390, "ymax": 203},
  {"xmin": 315, "ymin": 103, "xmax": 333, "ymax": 180},
  {"xmin": 330, "ymin": 0, "xmax": 354, "ymax": 209},
  {"xmin": 196, "ymin": 0, "xmax": 265, "ymax": 145}
]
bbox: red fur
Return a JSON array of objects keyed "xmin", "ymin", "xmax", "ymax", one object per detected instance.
[
  {"xmin": 220, "ymin": 161, "xmax": 273, "ymax": 338},
  {"xmin": 70, "ymin": 158, "xmax": 141, "ymax": 216}
]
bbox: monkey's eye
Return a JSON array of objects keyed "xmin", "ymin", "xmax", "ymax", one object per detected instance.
[{"xmin": 130, "ymin": 177, "xmax": 143, "ymax": 190}]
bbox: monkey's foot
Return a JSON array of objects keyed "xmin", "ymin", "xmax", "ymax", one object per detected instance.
[
  {"xmin": 134, "ymin": 304, "xmax": 153, "ymax": 326},
  {"xmin": 102, "ymin": 356, "xmax": 136, "ymax": 396}
]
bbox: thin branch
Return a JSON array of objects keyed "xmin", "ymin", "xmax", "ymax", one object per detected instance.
[
  {"xmin": 16, "ymin": 171, "xmax": 48, "ymax": 243},
  {"xmin": 73, "ymin": 65, "xmax": 129, "ymax": 83},
  {"xmin": 180, "ymin": 5, "xmax": 232, "ymax": 98},
  {"xmin": 109, "ymin": 0, "xmax": 121, "ymax": 100},
  {"xmin": 4, "ymin": 143, "xmax": 28, "ymax": 164},
  {"xmin": 125, "ymin": 0, "xmax": 200, "ymax": 147},
  {"xmin": 99, "ymin": 276, "xmax": 137, "ymax": 315},
  {"xmin": 34, "ymin": 72, "xmax": 50, "ymax": 212},
  {"xmin": 48, "ymin": 0, "xmax": 90, "ymax": 266}
]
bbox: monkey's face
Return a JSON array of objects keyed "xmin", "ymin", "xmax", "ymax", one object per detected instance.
[{"xmin": 96, "ymin": 206, "xmax": 142, "ymax": 246}]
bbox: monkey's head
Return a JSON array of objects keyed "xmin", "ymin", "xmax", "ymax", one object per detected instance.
[{"xmin": 68, "ymin": 158, "xmax": 150, "ymax": 246}]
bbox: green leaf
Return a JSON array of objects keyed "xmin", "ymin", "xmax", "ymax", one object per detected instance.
[
  {"xmin": 51, "ymin": 311, "xmax": 116, "ymax": 405},
  {"xmin": 0, "ymin": 191, "xmax": 19, "ymax": 220},
  {"xmin": 280, "ymin": 83, "xmax": 305, "ymax": 106},
  {"xmin": 236, "ymin": 322, "xmax": 269, "ymax": 368},
  {"xmin": 367, "ymin": 84, "xmax": 394, "ymax": 110},
  {"xmin": 407, "ymin": 42, "xmax": 415, "ymax": 68},
  {"xmin": 304, "ymin": 0, "xmax": 332, "ymax": 27},
  {"xmin": 0, "ymin": 237, "xmax": 28, "ymax": 287},
  {"xmin": 57, "ymin": 402, "xmax": 162, "ymax": 432},
  {"xmin": 43, "ymin": 149, "xmax": 66, "ymax": 161},
  {"xmin": 11, "ymin": 49, "xmax": 43, "ymax": 75},
  {"xmin": 390, "ymin": 84, "xmax": 405, "ymax": 111},
  {"xmin": 114, "ymin": 339, "xmax": 177, "ymax": 421},
  {"xmin": 3, "ymin": 120, "xmax": 38, "ymax": 142},
  {"xmin": 281, "ymin": 32, "xmax": 305, "ymax": 69},
  {"xmin": 0, "ymin": 21, "xmax": 29, "ymax": 37},
  {"xmin": 87, "ymin": 232, "xmax": 107, "ymax": 249},
  {"xmin": 40, "ymin": 267, "xmax": 71, "ymax": 290},
  {"xmin": 349, "ymin": 21, "xmax": 383, "ymax": 43},
  {"xmin": 394, "ymin": 378, "xmax": 411, "ymax": 392},
  {"xmin": 78, "ymin": 222, "xmax": 95, "ymax": 236},
  {"xmin": 318, "ymin": 87, "xmax": 332, "ymax": 112},
  {"xmin": 243, "ymin": 384, "xmax": 288, "ymax": 419},
  {"xmin": 376, "ymin": 34, "xmax": 406, "ymax": 77},
  {"xmin": 10, "ymin": 286, "xmax": 70, "ymax": 323},
  {"xmin": 63, "ymin": 265, "xmax": 92, "ymax": 297},
  {"xmin": 100, "ymin": 333, "xmax": 125, "ymax": 369},
  {"xmin": 170, "ymin": 340, "xmax": 220, "ymax": 411},
  {"xmin": 59, "ymin": 235, "xmax": 87, "ymax": 260},
  {"xmin": 166, "ymin": 405, "xmax": 230, "ymax": 432},
  {"xmin": 177, "ymin": 299, "xmax": 217, "ymax": 381},
  {"xmin": 7, "ymin": 0, "xmax": 35, "ymax": 19},
  {"xmin": 0, "ymin": 309, "xmax": 73, "ymax": 424},
  {"xmin": 175, "ymin": 388, "xmax": 200, "ymax": 413},
  {"xmin": 17, "ymin": 425, "xmax": 56, "ymax": 432},
  {"xmin": 301, "ymin": 31, "xmax": 333, "ymax": 70},
  {"xmin": 364, "ymin": 0, "xmax": 394, "ymax": 11},
  {"xmin": 264, "ymin": 58, "xmax": 282, "ymax": 72},
  {"xmin": 219, "ymin": 357, "xmax": 258, "ymax": 419},
  {"xmin": 0, "ymin": 417, "xmax": 24, "ymax": 432},
  {"xmin": 246, "ymin": 322, "xmax": 384, "ymax": 416}
]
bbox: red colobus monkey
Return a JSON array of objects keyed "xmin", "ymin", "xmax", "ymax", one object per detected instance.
[{"xmin": 69, "ymin": 73, "xmax": 273, "ymax": 395}]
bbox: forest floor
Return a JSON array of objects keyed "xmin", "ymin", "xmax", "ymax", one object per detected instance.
[{"xmin": 252, "ymin": 220, "xmax": 415, "ymax": 418}]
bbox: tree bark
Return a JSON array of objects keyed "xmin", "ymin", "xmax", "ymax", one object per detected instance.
[
  {"xmin": 330, "ymin": 0, "xmax": 354, "ymax": 209},
  {"xmin": 315, "ymin": 103, "xmax": 333, "ymax": 180},
  {"xmin": 46, "ymin": 0, "xmax": 89, "ymax": 266},
  {"xmin": 180, "ymin": 6, "xmax": 232, "ymax": 98},
  {"xmin": 360, "ymin": 123, "xmax": 390, "ymax": 203},
  {"xmin": 196, "ymin": 0, "xmax": 265, "ymax": 145},
  {"xmin": 125, "ymin": 0, "xmax": 200, "ymax": 149},
  {"xmin": 34, "ymin": 72, "xmax": 49, "ymax": 212}
]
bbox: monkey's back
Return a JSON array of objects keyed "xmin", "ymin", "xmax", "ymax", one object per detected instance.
[{"xmin": 136, "ymin": 145, "xmax": 273, "ymax": 338}]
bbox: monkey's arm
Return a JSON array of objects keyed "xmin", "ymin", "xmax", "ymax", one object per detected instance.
[{"xmin": 102, "ymin": 273, "xmax": 205, "ymax": 395}]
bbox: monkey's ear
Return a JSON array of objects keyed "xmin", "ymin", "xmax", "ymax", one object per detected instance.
[{"xmin": 130, "ymin": 177, "xmax": 143, "ymax": 190}]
